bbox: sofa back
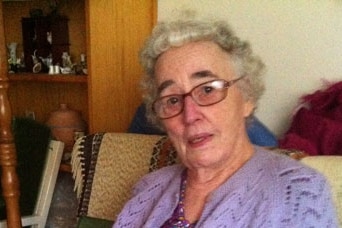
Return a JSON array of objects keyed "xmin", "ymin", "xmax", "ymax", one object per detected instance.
[{"xmin": 71, "ymin": 133, "xmax": 176, "ymax": 221}]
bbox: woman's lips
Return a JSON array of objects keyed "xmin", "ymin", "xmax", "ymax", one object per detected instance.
[{"xmin": 188, "ymin": 133, "xmax": 212, "ymax": 147}]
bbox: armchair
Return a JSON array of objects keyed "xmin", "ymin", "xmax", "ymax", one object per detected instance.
[{"xmin": 71, "ymin": 132, "xmax": 341, "ymax": 227}]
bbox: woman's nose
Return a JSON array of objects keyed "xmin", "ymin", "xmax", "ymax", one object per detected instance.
[{"xmin": 182, "ymin": 95, "xmax": 202, "ymax": 124}]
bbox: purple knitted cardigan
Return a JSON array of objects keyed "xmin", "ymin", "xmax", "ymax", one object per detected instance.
[{"xmin": 113, "ymin": 146, "xmax": 338, "ymax": 228}]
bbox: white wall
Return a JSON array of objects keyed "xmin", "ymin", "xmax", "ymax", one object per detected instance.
[{"xmin": 158, "ymin": 0, "xmax": 342, "ymax": 137}]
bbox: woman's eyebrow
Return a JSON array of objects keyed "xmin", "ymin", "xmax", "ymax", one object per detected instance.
[
  {"xmin": 191, "ymin": 70, "xmax": 217, "ymax": 79},
  {"xmin": 157, "ymin": 80, "xmax": 174, "ymax": 94}
]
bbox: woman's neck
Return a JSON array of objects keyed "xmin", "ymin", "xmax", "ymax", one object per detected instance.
[{"xmin": 186, "ymin": 143, "xmax": 254, "ymax": 188}]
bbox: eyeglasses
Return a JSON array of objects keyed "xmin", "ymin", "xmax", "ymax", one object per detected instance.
[{"xmin": 152, "ymin": 76, "xmax": 244, "ymax": 119}]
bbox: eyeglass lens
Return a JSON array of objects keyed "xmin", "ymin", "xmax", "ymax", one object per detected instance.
[{"xmin": 153, "ymin": 77, "xmax": 243, "ymax": 119}]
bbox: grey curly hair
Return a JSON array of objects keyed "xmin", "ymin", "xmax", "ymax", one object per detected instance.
[{"xmin": 139, "ymin": 18, "xmax": 265, "ymax": 128}]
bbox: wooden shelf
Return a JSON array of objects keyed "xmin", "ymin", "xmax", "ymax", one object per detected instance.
[{"xmin": 8, "ymin": 73, "xmax": 88, "ymax": 84}]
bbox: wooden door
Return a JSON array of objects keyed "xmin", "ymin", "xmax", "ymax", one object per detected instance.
[{"xmin": 86, "ymin": 0, "xmax": 157, "ymax": 133}]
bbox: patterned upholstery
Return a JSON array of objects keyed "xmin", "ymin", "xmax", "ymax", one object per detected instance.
[{"xmin": 72, "ymin": 133, "xmax": 167, "ymax": 221}]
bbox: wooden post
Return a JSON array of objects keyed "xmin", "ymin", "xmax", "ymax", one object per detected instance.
[{"xmin": 0, "ymin": 2, "xmax": 22, "ymax": 228}]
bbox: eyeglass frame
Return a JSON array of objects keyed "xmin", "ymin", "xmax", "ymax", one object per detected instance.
[{"xmin": 152, "ymin": 76, "xmax": 245, "ymax": 119}]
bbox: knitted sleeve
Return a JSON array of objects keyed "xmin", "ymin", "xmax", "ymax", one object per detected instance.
[{"xmin": 275, "ymin": 164, "xmax": 338, "ymax": 227}]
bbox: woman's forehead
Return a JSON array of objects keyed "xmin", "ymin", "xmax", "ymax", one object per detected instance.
[{"xmin": 154, "ymin": 41, "xmax": 236, "ymax": 88}]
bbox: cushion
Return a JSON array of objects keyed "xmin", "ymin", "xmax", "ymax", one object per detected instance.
[{"xmin": 246, "ymin": 116, "xmax": 278, "ymax": 147}]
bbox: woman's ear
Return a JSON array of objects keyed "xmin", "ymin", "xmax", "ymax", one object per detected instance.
[{"xmin": 243, "ymin": 100, "xmax": 255, "ymax": 118}]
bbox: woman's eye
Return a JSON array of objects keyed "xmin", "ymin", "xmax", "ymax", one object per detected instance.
[
  {"xmin": 202, "ymin": 86, "xmax": 214, "ymax": 94},
  {"xmin": 166, "ymin": 96, "xmax": 180, "ymax": 105}
]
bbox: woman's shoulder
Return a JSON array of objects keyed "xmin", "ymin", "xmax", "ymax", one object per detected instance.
[
  {"xmin": 253, "ymin": 146, "xmax": 328, "ymax": 185},
  {"xmin": 251, "ymin": 148, "xmax": 337, "ymax": 226}
]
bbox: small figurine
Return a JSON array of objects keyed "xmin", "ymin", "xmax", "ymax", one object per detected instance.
[
  {"xmin": 60, "ymin": 52, "xmax": 73, "ymax": 74},
  {"xmin": 32, "ymin": 50, "xmax": 42, "ymax": 73},
  {"xmin": 7, "ymin": 42, "xmax": 18, "ymax": 73}
]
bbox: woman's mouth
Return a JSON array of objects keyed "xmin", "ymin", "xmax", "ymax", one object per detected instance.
[{"xmin": 188, "ymin": 134, "xmax": 212, "ymax": 147}]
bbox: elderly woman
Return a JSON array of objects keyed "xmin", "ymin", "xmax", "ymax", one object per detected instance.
[{"xmin": 114, "ymin": 18, "xmax": 337, "ymax": 227}]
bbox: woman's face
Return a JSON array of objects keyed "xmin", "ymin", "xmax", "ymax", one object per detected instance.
[{"xmin": 154, "ymin": 41, "xmax": 254, "ymax": 170}]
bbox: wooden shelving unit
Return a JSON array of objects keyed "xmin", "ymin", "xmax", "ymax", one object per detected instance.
[
  {"xmin": 4, "ymin": 0, "xmax": 157, "ymax": 133},
  {"xmin": 3, "ymin": 0, "xmax": 89, "ymax": 126}
]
